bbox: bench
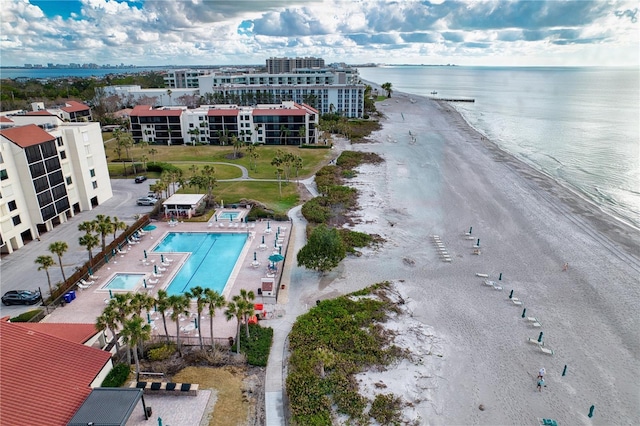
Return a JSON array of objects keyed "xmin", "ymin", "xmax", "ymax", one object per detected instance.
[{"xmin": 131, "ymin": 381, "xmax": 199, "ymax": 396}]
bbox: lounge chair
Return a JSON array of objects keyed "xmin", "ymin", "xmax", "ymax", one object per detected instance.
[
  {"xmin": 157, "ymin": 266, "xmax": 167, "ymax": 272},
  {"xmin": 77, "ymin": 282, "xmax": 90, "ymax": 290},
  {"xmin": 251, "ymin": 261, "xmax": 260, "ymax": 268},
  {"xmin": 148, "ymin": 278, "xmax": 159, "ymax": 285},
  {"xmin": 117, "ymin": 248, "xmax": 127, "ymax": 255},
  {"xmin": 538, "ymin": 419, "xmax": 558, "ymax": 426},
  {"xmin": 208, "ymin": 222, "xmax": 213, "ymax": 228},
  {"xmin": 476, "ymin": 273, "xmax": 489, "ymax": 278},
  {"xmin": 511, "ymin": 298, "xmax": 523, "ymax": 305},
  {"xmin": 539, "ymin": 346, "xmax": 554, "ymax": 356},
  {"xmin": 526, "ymin": 317, "xmax": 542, "ymax": 327},
  {"xmin": 163, "ymin": 257, "xmax": 174, "ymax": 263},
  {"xmin": 483, "ymin": 280, "xmax": 496, "ymax": 287},
  {"xmin": 80, "ymin": 279, "xmax": 95, "ymax": 287},
  {"xmin": 492, "ymin": 284, "xmax": 503, "ymax": 291},
  {"xmin": 153, "ymin": 272, "xmax": 163, "ymax": 278},
  {"xmin": 161, "ymin": 261, "xmax": 170, "ymax": 267},
  {"xmin": 89, "ymin": 274, "xmax": 100, "ymax": 280},
  {"xmin": 527, "ymin": 337, "xmax": 543, "ymax": 346}
]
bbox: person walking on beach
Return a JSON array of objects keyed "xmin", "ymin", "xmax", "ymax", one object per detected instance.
[
  {"xmin": 537, "ymin": 378, "xmax": 545, "ymax": 392},
  {"xmin": 562, "ymin": 262, "xmax": 569, "ymax": 271},
  {"xmin": 538, "ymin": 367, "xmax": 545, "ymax": 380}
]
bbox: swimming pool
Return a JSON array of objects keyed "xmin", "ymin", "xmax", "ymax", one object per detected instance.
[
  {"xmin": 102, "ymin": 273, "xmax": 146, "ymax": 291},
  {"xmin": 153, "ymin": 232, "xmax": 247, "ymax": 296},
  {"xmin": 217, "ymin": 211, "xmax": 241, "ymax": 221}
]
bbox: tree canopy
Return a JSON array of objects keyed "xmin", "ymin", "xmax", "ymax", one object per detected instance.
[{"xmin": 296, "ymin": 224, "xmax": 346, "ymax": 273}]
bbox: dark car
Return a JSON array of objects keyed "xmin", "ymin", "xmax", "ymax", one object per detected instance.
[
  {"xmin": 2, "ymin": 290, "xmax": 42, "ymax": 306},
  {"xmin": 134, "ymin": 176, "xmax": 147, "ymax": 183}
]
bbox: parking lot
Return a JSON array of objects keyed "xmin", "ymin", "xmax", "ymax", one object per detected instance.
[{"xmin": 0, "ymin": 178, "xmax": 158, "ymax": 317}]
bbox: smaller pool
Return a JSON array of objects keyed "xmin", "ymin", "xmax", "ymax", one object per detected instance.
[
  {"xmin": 218, "ymin": 211, "xmax": 241, "ymax": 221},
  {"xmin": 102, "ymin": 273, "xmax": 146, "ymax": 291}
]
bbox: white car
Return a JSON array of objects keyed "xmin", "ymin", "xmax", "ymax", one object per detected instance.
[{"xmin": 137, "ymin": 197, "xmax": 157, "ymax": 206}]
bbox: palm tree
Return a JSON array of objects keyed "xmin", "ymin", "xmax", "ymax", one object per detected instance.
[
  {"xmin": 186, "ymin": 286, "xmax": 207, "ymax": 350},
  {"xmin": 121, "ymin": 316, "xmax": 151, "ymax": 381},
  {"xmin": 298, "ymin": 125, "xmax": 306, "ymax": 145},
  {"xmin": 111, "ymin": 217, "xmax": 128, "ymax": 241},
  {"xmin": 96, "ymin": 304, "xmax": 122, "ymax": 353},
  {"xmin": 381, "ymin": 82, "xmax": 393, "ymax": 98},
  {"xmin": 236, "ymin": 289, "xmax": 256, "ymax": 338},
  {"xmin": 168, "ymin": 294, "xmax": 190, "ymax": 355},
  {"xmin": 204, "ymin": 288, "xmax": 226, "ymax": 349},
  {"xmin": 271, "ymin": 154, "xmax": 284, "ymax": 197},
  {"xmin": 78, "ymin": 232, "xmax": 100, "ymax": 262},
  {"xmin": 35, "ymin": 255, "xmax": 55, "ymax": 298},
  {"xmin": 48, "ymin": 241, "xmax": 68, "ymax": 282},
  {"xmin": 148, "ymin": 148, "xmax": 158, "ymax": 164},
  {"xmin": 94, "ymin": 215, "xmax": 114, "ymax": 252},
  {"xmin": 107, "ymin": 293, "xmax": 133, "ymax": 364},
  {"xmin": 155, "ymin": 290, "xmax": 172, "ymax": 342},
  {"xmin": 224, "ymin": 299, "xmax": 243, "ymax": 354},
  {"xmin": 130, "ymin": 292, "xmax": 154, "ymax": 318},
  {"xmin": 232, "ymin": 135, "xmax": 242, "ymax": 159}
]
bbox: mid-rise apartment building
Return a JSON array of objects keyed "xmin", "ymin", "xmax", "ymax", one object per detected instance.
[
  {"xmin": 0, "ymin": 115, "xmax": 112, "ymax": 255},
  {"xmin": 129, "ymin": 101, "xmax": 319, "ymax": 146},
  {"xmin": 266, "ymin": 57, "xmax": 325, "ymax": 73}
]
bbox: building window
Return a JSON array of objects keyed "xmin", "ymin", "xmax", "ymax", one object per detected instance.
[
  {"xmin": 60, "ymin": 150, "xmax": 66, "ymax": 159},
  {"xmin": 8, "ymin": 200, "xmax": 17, "ymax": 211},
  {"xmin": 90, "ymin": 169, "xmax": 96, "ymax": 177},
  {"xmin": 66, "ymin": 176, "xmax": 72, "ymax": 185},
  {"xmin": 92, "ymin": 181, "xmax": 98, "ymax": 189},
  {"xmin": 0, "ymin": 169, "xmax": 7, "ymax": 180},
  {"xmin": 56, "ymin": 137, "xmax": 64, "ymax": 147},
  {"xmin": 12, "ymin": 215, "xmax": 21, "ymax": 226}
]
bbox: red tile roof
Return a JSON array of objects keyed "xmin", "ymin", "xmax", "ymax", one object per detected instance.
[
  {"xmin": 130, "ymin": 105, "xmax": 182, "ymax": 117},
  {"xmin": 0, "ymin": 320, "xmax": 111, "ymax": 426},
  {"xmin": 14, "ymin": 322, "xmax": 99, "ymax": 344},
  {"xmin": 0, "ymin": 124, "xmax": 55, "ymax": 148},
  {"xmin": 207, "ymin": 109, "xmax": 239, "ymax": 117},
  {"xmin": 0, "ymin": 116, "xmax": 14, "ymax": 123},
  {"xmin": 298, "ymin": 102, "xmax": 319, "ymax": 114},
  {"xmin": 61, "ymin": 100, "xmax": 90, "ymax": 113}
]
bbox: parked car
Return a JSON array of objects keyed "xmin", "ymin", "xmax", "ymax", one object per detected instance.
[
  {"xmin": 146, "ymin": 192, "xmax": 158, "ymax": 199},
  {"xmin": 2, "ymin": 290, "xmax": 42, "ymax": 306},
  {"xmin": 137, "ymin": 197, "xmax": 157, "ymax": 206},
  {"xmin": 134, "ymin": 176, "xmax": 147, "ymax": 183}
]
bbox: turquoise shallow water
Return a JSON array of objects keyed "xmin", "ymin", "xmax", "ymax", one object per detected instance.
[{"xmin": 358, "ymin": 66, "xmax": 640, "ymax": 229}]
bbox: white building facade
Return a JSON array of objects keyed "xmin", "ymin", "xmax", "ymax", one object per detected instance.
[{"xmin": 0, "ymin": 117, "xmax": 112, "ymax": 255}]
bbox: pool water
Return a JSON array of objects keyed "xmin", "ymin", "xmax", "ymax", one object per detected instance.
[
  {"xmin": 102, "ymin": 273, "xmax": 146, "ymax": 291},
  {"xmin": 218, "ymin": 211, "xmax": 241, "ymax": 221},
  {"xmin": 153, "ymin": 232, "xmax": 247, "ymax": 296}
]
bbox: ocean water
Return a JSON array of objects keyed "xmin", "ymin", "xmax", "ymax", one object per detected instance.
[
  {"xmin": 0, "ymin": 67, "xmax": 161, "ymax": 79},
  {"xmin": 358, "ymin": 66, "xmax": 640, "ymax": 229}
]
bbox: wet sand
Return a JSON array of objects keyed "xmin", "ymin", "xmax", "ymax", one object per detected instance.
[{"xmin": 296, "ymin": 89, "xmax": 640, "ymax": 424}]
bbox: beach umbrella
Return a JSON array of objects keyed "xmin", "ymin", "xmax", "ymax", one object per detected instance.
[
  {"xmin": 277, "ymin": 226, "xmax": 280, "ymax": 233},
  {"xmin": 161, "ymin": 254, "xmax": 165, "ymax": 263},
  {"xmin": 214, "ymin": 215, "xmax": 217, "ymax": 221},
  {"xmin": 109, "ymin": 290, "xmax": 113, "ymax": 299},
  {"xmin": 588, "ymin": 405, "xmax": 595, "ymax": 418},
  {"xmin": 269, "ymin": 253, "xmax": 284, "ymax": 263},
  {"xmin": 509, "ymin": 290, "xmax": 514, "ymax": 299},
  {"xmin": 154, "ymin": 264, "xmax": 158, "ymax": 274},
  {"xmin": 476, "ymin": 238, "xmax": 480, "ymax": 247},
  {"xmin": 147, "ymin": 313, "xmax": 152, "ymax": 324},
  {"xmin": 274, "ymin": 238, "xmax": 278, "ymax": 248},
  {"xmin": 88, "ymin": 266, "xmax": 93, "ymax": 276},
  {"xmin": 158, "ymin": 418, "xmax": 163, "ymax": 426},
  {"xmin": 144, "ymin": 250, "xmax": 148, "ymax": 259},
  {"xmin": 469, "ymin": 226, "xmax": 473, "ymax": 234},
  {"xmin": 105, "ymin": 254, "xmax": 109, "ymax": 264},
  {"xmin": 254, "ymin": 252, "xmax": 257, "ymax": 261},
  {"xmin": 279, "ymin": 246, "xmax": 282, "ymax": 255},
  {"xmin": 521, "ymin": 308, "xmax": 527, "ymax": 318},
  {"xmin": 261, "ymin": 235, "xmax": 265, "ymax": 244},
  {"xmin": 538, "ymin": 332, "xmax": 544, "ymax": 343},
  {"xmin": 267, "ymin": 220, "xmax": 271, "ymax": 230},
  {"xmin": 144, "ymin": 279, "xmax": 148, "ymax": 288},
  {"xmin": 499, "ymin": 273, "xmax": 503, "ymax": 281}
]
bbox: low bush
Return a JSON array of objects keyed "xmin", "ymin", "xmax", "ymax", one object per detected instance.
[
  {"xmin": 301, "ymin": 198, "xmax": 331, "ymax": 223},
  {"xmin": 146, "ymin": 162, "xmax": 182, "ymax": 174},
  {"xmin": 369, "ymin": 393, "xmax": 404, "ymax": 426},
  {"xmin": 9, "ymin": 309, "xmax": 43, "ymax": 322},
  {"xmin": 147, "ymin": 344, "xmax": 176, "ymax": 361},
  {"xmin": 101, "ymin": 363, "xmax": 131, "ymax": 387},
  {"xmin": 339, "ymin": 229, "xmax": 373, "ymax": 253},
  {"xmin": 238, "ymin": 323, "xmax": 273, "ymax": 367}
]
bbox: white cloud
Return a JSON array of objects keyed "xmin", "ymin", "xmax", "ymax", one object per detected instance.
[{"xmin": 0, "ymin": 0, "xmax": 637, "ymax": 67}]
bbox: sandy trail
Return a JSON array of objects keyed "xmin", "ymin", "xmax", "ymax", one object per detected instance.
[{"xmin": 294, "ymin": 90, "xmax": 640, "ymax": 424}]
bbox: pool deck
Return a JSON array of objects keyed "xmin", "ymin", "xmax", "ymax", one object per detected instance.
[{"xmin": 41, "ymin": 218, "xmax": 291, "ymax": 342}]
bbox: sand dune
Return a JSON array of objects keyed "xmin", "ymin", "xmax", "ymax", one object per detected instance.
[{"xmin": 297, "ymin": 89, "xmax": 640, "ymax": 424}]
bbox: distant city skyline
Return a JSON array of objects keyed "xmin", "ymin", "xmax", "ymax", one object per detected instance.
[{"xmin": 2, "ymin": 0, "xmax": 638, "ymax": 68}]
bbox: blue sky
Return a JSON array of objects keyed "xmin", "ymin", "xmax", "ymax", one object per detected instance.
[{"xmin": 1, "ymin": 0, "xmax": 638, "ymax": 67}]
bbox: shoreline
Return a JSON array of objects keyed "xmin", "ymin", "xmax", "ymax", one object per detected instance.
[{"xmin": 313, "ymin": 87, "xmax": 640, "ymax": 424}]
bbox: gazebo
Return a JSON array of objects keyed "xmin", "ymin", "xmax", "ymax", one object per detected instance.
[{"xmin": 162, "ymin": 193, "xmax": 205, "ymax": 219}]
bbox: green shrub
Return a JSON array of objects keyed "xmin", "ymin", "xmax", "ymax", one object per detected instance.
[
  {"xmin": 147, "ymin": 344, "xmax": 176, "ymax": 361},
  {"xmin": 301, "ymin": 198, "xmax": 331, "ymax": 223},
  {"xmin": 239, "ymin": 323, "xmax": 273, "ymax": 367},
  {"xmin": 369, "ymin": 393, "xmax": 403, "ymax": 426},
  {"xmin": 10, "ymin": 309, "xmax": 43, "ymax": 323},
  {"xmin": 146, "ymin": 162, "xmax": 182, "ymax": 174},
  {"xmin": 101, "ymin": 363, "xmax": 130, "ymax": 387}
]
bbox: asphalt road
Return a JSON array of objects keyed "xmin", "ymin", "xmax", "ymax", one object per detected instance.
[{"xmin": 0, "ymin": 178, "xmax": 157, "ymax": 317}]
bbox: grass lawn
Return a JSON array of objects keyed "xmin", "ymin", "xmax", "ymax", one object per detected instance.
[{"xmin": 172, "ymin": 366, "xmax": 251, "ymax": 426}]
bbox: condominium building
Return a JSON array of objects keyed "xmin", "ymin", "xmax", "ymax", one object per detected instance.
[
  {"xmin": 0, "ymin": 116, "xmax": 112, "ymax": 255},
  {"xmin": 266, "ymin": 57, "xmax": 325, "ymax": 73},
  {"xmin": 164, "ymin": 69, "xmax": 214, "ymax": 89},
  {"xmin": 129, "ymin": 101, "xmax": 319, "ymax": 146}
]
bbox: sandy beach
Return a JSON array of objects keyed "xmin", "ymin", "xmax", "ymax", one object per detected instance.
[{"xmin": 289, "ymin": 88, "xmax": 640, "ymax": 424}]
